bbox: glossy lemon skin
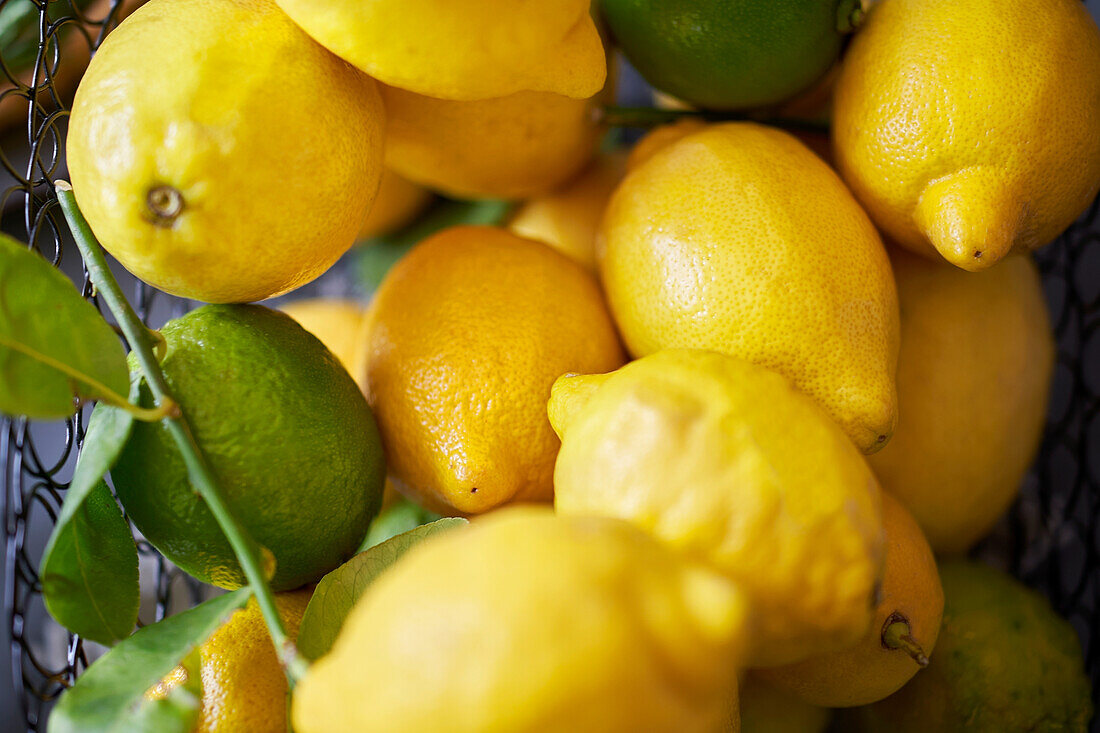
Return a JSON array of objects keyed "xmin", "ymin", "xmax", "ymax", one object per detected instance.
[
  {"xmin": 271, "ymin": 0, "xmax": 605, "ymax": 101},
  {"xmin": 600, "ymin": 123, "xmax": 899, "ymax": 453},
  {"xmin": 551, "ymin": 349, "xmax": 884, "ymax": 667},
  {"xmin": 292, "ymin": 508, "xmax": 749, "ymax": 733},
  {"xmin": 833, "ymin": 0, "xmax": 1100, "ymax": 271},
  {"xmin": 67, "ymin": 0, "xmax": 385, "ymax": 303}
]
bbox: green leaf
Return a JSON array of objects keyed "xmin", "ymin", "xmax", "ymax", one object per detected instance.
[
  {"xmin": 297, "ymin": 517, "xmax": 467, "ymax": 660},
  {"xmin": 0, "ymin": 234, "xmax": 130, "ymax": 419},
  {"xmin": 41, "ymin": 381, "xmax": 139, "ymax": 645},
  {"xmin": 355, "ymin": 198, "xmax": 513, "ymax": 289},
  {"xmin": 40, "ymin": 480, "xmax": 138, "ymax": 646},
  {"xmin": 358, "ymin": 496, "xmax": 443, "ymax": 552},
  {"xmin": 0, "ymin": 0, "xmax": 99, "ymax": 75},
  {"xmin": 48, "ymin": 589, "xmax": 250, "ymax": 733}
]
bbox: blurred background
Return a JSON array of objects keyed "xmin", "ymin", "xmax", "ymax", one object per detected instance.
[{"xmin": 1, "ymin": 1, "xmax": 1099, "ymax": 731}]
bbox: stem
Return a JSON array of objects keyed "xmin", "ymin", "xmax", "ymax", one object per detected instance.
[
  {"xmin": 599, "ymin": 105, "xmax": 830, "ymax": 134},
  {"xmin": 55, "ymin": 181, "xmax": 307, "ymax": 687},
  {"xmin": 882, "ymin": 613, "xmax": 930, "ymax": 667}
]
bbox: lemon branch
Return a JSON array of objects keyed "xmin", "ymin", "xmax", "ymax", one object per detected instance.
[
  {"xmin": 55, "ymin": 181, "xmax": 308, "ymax": 687},
  {"xmin": 598, "ymin": 105, "xmax": 830, "ymax": 133}
]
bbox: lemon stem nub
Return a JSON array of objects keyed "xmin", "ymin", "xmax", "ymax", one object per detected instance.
[
  {"xmin": 147, "ymin": 185, "xmax": 184, "ymax": 224},
  {"xmin": 837, "ymin": 0, "xmax": 864, "ymax": 33},
  {"xmin": 882, "ymin": 613, "xmax": 929, "ymax": 667}
]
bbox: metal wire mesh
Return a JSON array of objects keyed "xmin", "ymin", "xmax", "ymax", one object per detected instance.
[{"xmin": 0, "ymin": 1, "xmax": 1098, "ymax": 731}]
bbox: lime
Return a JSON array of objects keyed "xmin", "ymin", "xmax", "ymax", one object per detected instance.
[
  {"xmin": 110, "ymin": 305, "xmax": 385, "ymax": 591},
  {"xmin": 849, "ymin": 560, "xmax": 1093, "ymax": 732},
  {"xmin": 600, "ymin": 0, "xmax": 861, "ymax": 109}
]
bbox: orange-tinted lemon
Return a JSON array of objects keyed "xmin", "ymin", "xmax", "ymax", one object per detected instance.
[
  {"xmin": 759, "ymin": 492, "xmax": 943, "ymax": 706},
  {"xmin": 364, "ymin": 226, "xmax": 624, "ymax": 515}
]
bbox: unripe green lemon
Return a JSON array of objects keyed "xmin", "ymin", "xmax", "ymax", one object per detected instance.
[
  {"xmin": 599, "ymin": 0, "xmax": 861, "ymax": 109},
  {"xmin": 111, "ymin": 305, "xmax": 385, "ymax": 591}
]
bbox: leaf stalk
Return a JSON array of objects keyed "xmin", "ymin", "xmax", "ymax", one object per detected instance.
[{"xmin": 55, "ymin": 180, "xmax": 305, "ymax": 687}]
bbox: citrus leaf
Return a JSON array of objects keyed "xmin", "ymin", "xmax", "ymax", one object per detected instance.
[
  {"xmin": 47, "ymin": 588, "xmax": 250, "ymax": 733},
  {"xmin": 41, "ymin": 381, "xmax": 139, "ymax": 644},
  {"xmin": 40, "ymin": 480, "xmax": 138, "ymax": 646},
  {"xmin": 355, "ymin": 198, "xmax": 512, "ymax": 289},
  {"xmin": 297, "ymin": 517, "xmax": 467, "ymax": 660},
  {"xmin": 0, "ymin": 234, "xmax": 129, "ymax": 419},
  {"xmin": 358, "ymin": 496, "xmax": 443, "ymax": 552}
]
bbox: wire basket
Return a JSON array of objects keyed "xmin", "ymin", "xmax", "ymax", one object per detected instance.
[{"xmin": 1, "ymin": 0, "xmax": 1099, "ymax": 730}]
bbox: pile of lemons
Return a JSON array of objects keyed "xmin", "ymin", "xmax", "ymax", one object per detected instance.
[{"xmin": 64, "ymin": 0, "xmax": 1099, "ymax": 731}]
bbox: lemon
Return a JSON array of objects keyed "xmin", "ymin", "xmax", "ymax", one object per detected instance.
[
  {"xmin": 272, "ymin": 0, "xmax": 605, "ymax": 101},
  {"xmin": 833, "ymin": 0, "xmax": 1100, "ymax": 271},
  {"xmin": 111, "ymin": 305, "xmax": 385, "ymax": 590},
  {"xmin": 600, "ymin": 0, "xmax": 860, "ymax": 109},
  {"xmin": 364, "ymin": 226, "xmax": 624, "ymax": 515},
  {"xmin": 867, "ymin": 248, "xmax": 1054, "ymax": 554},
  {"xmin": 736, "ymin": 675, "xmax": 831, "ymax": 733},
  {"xmin": 358, "ymin": 170, "xmax": 433, "ymax": 240},
  {"xmin": 600, "ymin": 123, "xmax": 899, "ymax": 453},
  {"xmin": 508, "ymin": 152, "xmax": 626, "ymax": 270},
  {"xmin": 279, "ymin": 298, "xmax": 367, "ymax": 385},
  {"xmin": 625, "ymin": 118, "xmax": 707, "ymax": 171},
  {"xmin": 849, "ymin": 561, "xmax": 1093, "ymax": 732},
  {"xmin": 759, "ymin": 492, "xmax": 943, "ymax": 707},
  {"xmin": 292, "ymin": 507, "xmax": 749, "ymax": 733},
  {"xmin": 66, "ymin": 0, "xmax": 385, "ymax": 303},
  {"xmin": 149, "ymin": 588, "xmax": 312, "ymax": 733},
  {"xmin": 380, "ymin": 83, "xmax": 606, "ymax": 200},
  {"xmin": 550, "ymin": 349, "xmax": 884, "ymax": 667}
]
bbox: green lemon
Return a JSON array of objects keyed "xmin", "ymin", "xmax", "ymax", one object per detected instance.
[
  {"xmin": 110, "ymin": 304, "xmax": 385, "ymax": 591},
  {"xmin": 600, "ymin": 0, "xmax": 862, "ymax": 109},
  {"xmin": 847, "ymin": 560, "xmax": 1093, "ymax": 732}
]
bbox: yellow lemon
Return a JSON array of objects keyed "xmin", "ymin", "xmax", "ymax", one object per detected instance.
[
  {"xmin": 150, "ymin": 588, "xmax": 312, "ymax": 733},
  {"xmin": 833, "ymin": 0, "xmax": 1100, "ymax": 271},
  {"xmin": 66, "ymin": 0, "xmax": 385, "ymax": 303},
  {"xmin": 364, "ymin": 226, "xmax": 624, "ymax": 515},
  {"xmin": 867, "ymin": 248, "xmax": 1054, "ymax": 554},
  {"xmin": 600, "ymin": 123, "xmax": 899, "ymax": 452},
  {"xmin": 358, "ymin": 170, "xmax": 432, "ymax": 240},
  {"xmin": 279, "ymin": 298, "xmax": 368, "ymax": 390},
  {"xmin": 271, "ymin": 0, "xmax": 605, "ymax": 101},
  {"xmin": 380, "ymin": 83, "xmax": 605, "ymax": 200},
  {"xmin": 758, "ymin": 491, "xmax": 944, "ymax": 707},
  {"xmin": 551, "ymin": 349, "xmax": 884, "ymax": 667},
  {"xmin": 292, "ymin": 507, "xmax": 749, "ymax": 733},
  {"xmin": 507, "ymin": 152, "xmax": 626, "ymax": 270},
  {"xmin": 625, "ymin": 118, "xmax": 707, "ymax": 171}
]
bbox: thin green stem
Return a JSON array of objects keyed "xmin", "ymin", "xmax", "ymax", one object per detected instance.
[
  {"xmin": 882, "ymin": 614, "xmax": 930, "ymax": 667},
  {"xmin": 599, "ymin": 105, "xmax": 831, "ymax": 134},
  {"xmin": 54, "ymin": 181, "xmax": 307, "ymax": 687}
]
